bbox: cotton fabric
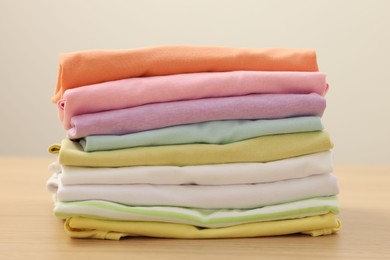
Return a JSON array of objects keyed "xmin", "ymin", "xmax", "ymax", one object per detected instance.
[
  {"xmin": 58, "ymin": 71, "xmax": 327, "ymax": 129},
  {"xmin": 64, "ymin": 213, "xmax": 340, "ymax": 240},
  {"xmin": 55, "ymin": 196, "xmax": 339, "ymax": 228},
  {"xmin": 53, "ymin": 46, "xmax": 319, "ymax": 102},
  {"xmin": 56, "ymin": 151, "xmax": 333, "ymax": 185},
  {"xmin": 68, "ymin": 93, "xmax": 326, "ymax": 138},
  {"xmin": 49, "ymin": 131, "xmax": 333, "ymax": 167},
  {"xmin": 79, "ymin": 116, "xmax": 323, "ymax": 151},
  {"xmin": 56, "ymin": 173, "xmax": 339, "ymax": 209},
  {"xmin": 49, "ymin": 45, "xmax": 341, "ymax": 241}
]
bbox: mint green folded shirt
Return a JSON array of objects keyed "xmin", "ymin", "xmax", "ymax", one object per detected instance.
[
  {"xmin": 80, "ymin": 116, "xmax": 323, "ymax": 152},
  {"xmin": 55, "ymin": 196, "xmax": 339, "ymax": 228},
  {"xmin": 49, "ymin": 131, "xmax": 333, "ymax": 167}
]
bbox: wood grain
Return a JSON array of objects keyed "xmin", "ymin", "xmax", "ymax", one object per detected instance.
[{"xmin": 1, "ymin": 158, "xmax": 389, "ymax": 259}]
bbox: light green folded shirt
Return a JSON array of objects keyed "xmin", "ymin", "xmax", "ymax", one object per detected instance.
[
  {"xmin": 49, "ymin": 131, "xmax": 333, "ymax": 167},
  {"xmin": 64, "ymin": 213, "xmax": 341, "ymax": 240},
  {"xmin": 55, "ymin": 196, "xmax": 339, "ymax": 228},
  {"xmin": 79, "ymin": 117, "xmax": 323, "ymax": 152}
]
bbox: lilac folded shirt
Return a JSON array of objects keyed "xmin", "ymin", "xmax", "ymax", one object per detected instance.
[
  {"xmin": 67, "ymin": 93, "xmax": 326, "ymax": 139},
  {"xmin": 58, "ymin": 71, "xmax": 328, "ymax": 129}
]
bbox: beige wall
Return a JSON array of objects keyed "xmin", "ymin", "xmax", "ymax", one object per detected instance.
[{"xmin": 0, "ymin": 0, "xmax": 389, "ymax": 164}]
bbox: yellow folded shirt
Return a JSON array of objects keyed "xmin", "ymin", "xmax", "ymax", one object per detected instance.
[
  {"xmin": 49, "ymin": 131, "xmax": 333, "ymax": 167},
  {"xmin": 64, "ymin": 213, "xmax": 341, "ymax": 240}
]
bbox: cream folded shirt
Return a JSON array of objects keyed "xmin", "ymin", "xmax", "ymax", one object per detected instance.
[
  {"xmin": 56, "ymin": 173, "xmax": 339, "ymax": 209},
  {"xmin": 54, "ymin": 151, "xmax": 333, "ymax": 186}
]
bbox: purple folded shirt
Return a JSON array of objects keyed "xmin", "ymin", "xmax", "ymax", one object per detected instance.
[{"xmin": 68, "ymin": 93, "xmax": 326, "ymax": 139}]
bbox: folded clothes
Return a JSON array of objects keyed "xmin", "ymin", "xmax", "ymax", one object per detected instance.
[
  {"xmin": 53, "ymin": 46, "xmax": 319, "ymax": 102},
  {"xmin": 80, "ymin": 117, "xmax": 323, "ymax": 152},
  {"xmin": 67, "ymin": 93, "xmax": 326, "ymax": 139},
  {"xmin": 49, "ymin": 131, "xmax": 333, "ymax": 167},
  {"xmin": 56, "ymin": 173, "xmax": 339, "ymax": 209},
  {"xmin": 55, "ymin": 196, "xmax": 339, "ymax": 228},
  {"xmin": 64, "ymin": 213, "xmax": 340, "ymax": 240},
  {"xmin": 55, "ymin": 151, "xmax": 333, "ymax": 186},
  {"xmin": 58, "ymin": 71, "xmax": 328, "ymax": 129}
]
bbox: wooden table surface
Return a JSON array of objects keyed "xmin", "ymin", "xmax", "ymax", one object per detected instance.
[{"xmin": 1, "ymin": 157, "xmax": 389, "ymax": 259}]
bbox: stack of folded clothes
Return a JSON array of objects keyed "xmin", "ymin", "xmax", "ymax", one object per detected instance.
[{"xmin": 47, "ymin": 46, "xmax": 341, "ymax": 240}]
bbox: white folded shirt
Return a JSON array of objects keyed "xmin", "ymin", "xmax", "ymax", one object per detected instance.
[
  {"xmin": 57, "ymin": 151, "xmax": 333, "ymax": 185},
  {"xmin": 56, "ymin": 173, "xmax": 339, "ymax": 209}
]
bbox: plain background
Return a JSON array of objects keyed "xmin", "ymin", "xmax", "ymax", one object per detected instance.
[{"xmin": 0, "ymin": 0, "xmax": 389, "ymax": 164}]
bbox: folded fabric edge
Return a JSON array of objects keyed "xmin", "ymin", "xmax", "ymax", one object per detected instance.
[
  {"xmin": 63, "ymin": 215, "xmax": 341, "ymax": 240},
  {"xmin": 48, "ymin": 144, "xmax": 61, "ymax": 154}
]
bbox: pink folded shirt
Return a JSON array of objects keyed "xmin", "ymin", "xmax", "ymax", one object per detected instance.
[
  {"xmin": 67, "ymin": 93, "xmax": 326, "ymax": 139},
  {"xmin": 58, "ymin": 71, "xmax": 328, "ymax": 129}
]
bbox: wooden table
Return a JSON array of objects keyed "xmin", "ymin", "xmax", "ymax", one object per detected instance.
[{"xmin": 1, "ymin": 158, "xmax": 389, "ymax": 259}]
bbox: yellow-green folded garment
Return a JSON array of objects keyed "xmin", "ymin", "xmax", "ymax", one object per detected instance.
[
  {"xmin": 49, "ymin": 131, "xmax": 332, "ymax": 167},
  {"xmin": 55, "ymin": 196, "xmax": 339, "ymax": 228},
  {"xmin": 64, "ymin": 213, "xmax": 341, "ymax": 240}
]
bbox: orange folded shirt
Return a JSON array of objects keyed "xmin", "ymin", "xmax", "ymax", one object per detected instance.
[{"xmin": 53, "ymin": 46, "xmax": 319, "ymax": 103}]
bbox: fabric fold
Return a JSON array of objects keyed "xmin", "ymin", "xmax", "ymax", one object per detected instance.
[
  {"xmin": 56, "ymin": 173, "xmax": 339, "ymax": 209},
  {"xmin": 79, "ymin": 116, "xmax": 323, "ymax": 152},
  {"xmin": 68, "ymin": 93, "xmax": 326, "ymax": 139},
  {"xmin": 53, "ymin": 46, "xmax": 319, "ymax": 102},
  {"xmin": 58, "ymin": 71, "xmax": 327, "ymax": 129},
  {"xmin": 56, "ymin": 131, "xmax": 333, "ymax": 167},
  {"xmin": 55, "ymin": 196, "xmax": 339, "ymax": 228},
  {"xmin": 64, "ymin": 213, "xmax": 340, "ymax": 240},
  {"xmin": 56, "ymin": 151, "xmax": 333, "ymax": 186}
]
